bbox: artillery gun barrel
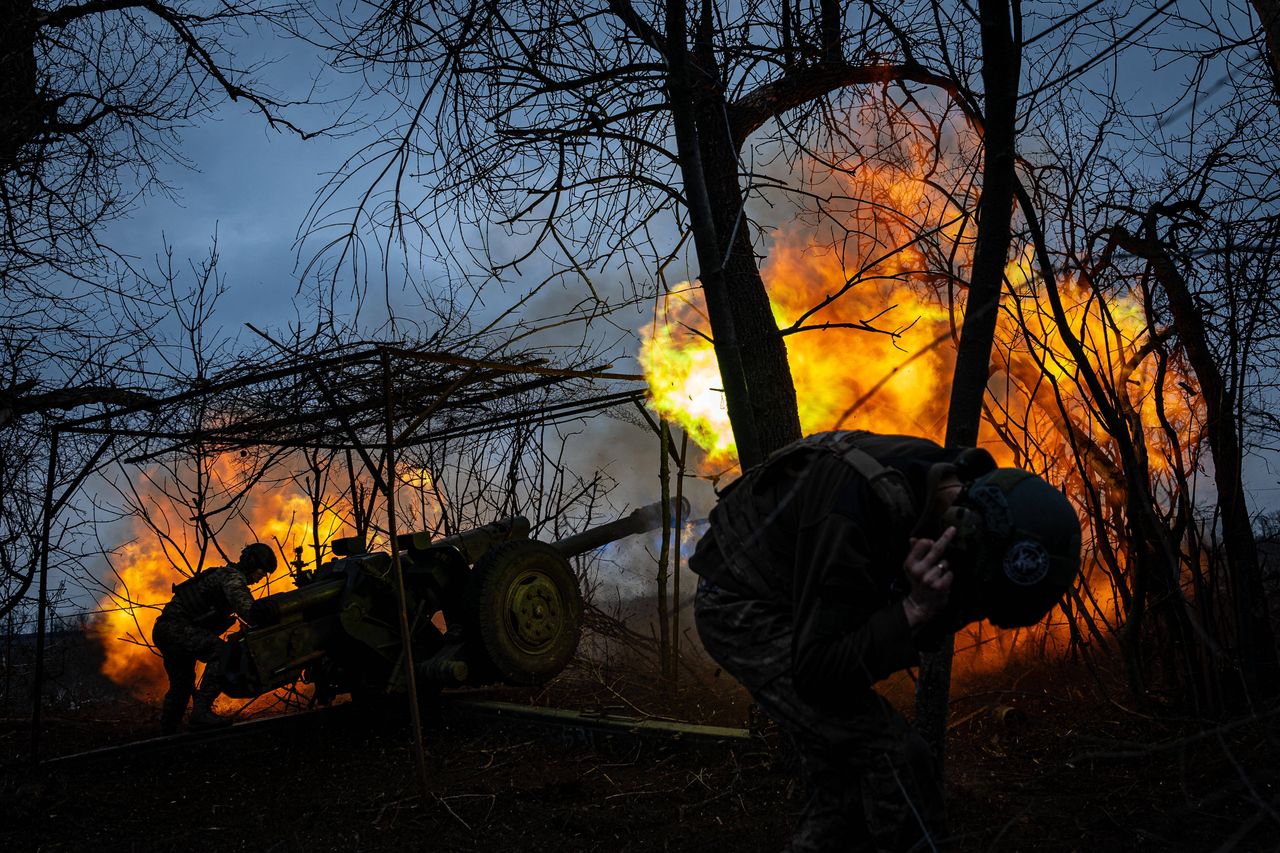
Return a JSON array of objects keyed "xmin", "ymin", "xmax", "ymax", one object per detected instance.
[
  {"xmin": 552, "ymin": 497, "xmax": 691, "ymax": 558},
  {"xmin": 430, "ymin": 515, "xmax": 531, "ymax": 564}
]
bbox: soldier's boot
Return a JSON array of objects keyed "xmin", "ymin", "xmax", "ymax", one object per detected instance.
[
  {"xmin": 159, "ymin": 693, "xmax": 187, "ymax": 736},
  {"xmin": 189, "ymin": 671, "xmax": 231, "ymax": 730},
  {"xmin": 188, "ymin": 694, "xmax": 233, "ymax": 730},
  {"xmin": 188, "ymin": 642, "xmax": 233, "ymax": 730}
]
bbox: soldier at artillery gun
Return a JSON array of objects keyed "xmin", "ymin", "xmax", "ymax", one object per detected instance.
[
  {"xmin": 152, "ymin": 543, "xmax": 279, "ymax": 734},
  {"xmin": 213, "ymin": 499, "xmax": 686, "ymax": 708}
]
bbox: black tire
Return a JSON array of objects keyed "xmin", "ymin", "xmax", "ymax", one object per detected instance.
[{"xmin": 465, "ymin": 540, "xmax": 582, "ymax": 685}]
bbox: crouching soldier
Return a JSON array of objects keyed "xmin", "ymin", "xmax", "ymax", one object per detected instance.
[
  {"xmin": 152, "ymin": 543, "xmax": 278, "ymax": 733},
  {"xmin": 690, "ymin": 431, "xmax": 1081, "ymax": 852}
]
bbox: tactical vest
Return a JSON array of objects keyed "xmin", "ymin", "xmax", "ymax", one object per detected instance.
[
  {"xmin": 165, "ymin": 568, "xmax": 236, "ymax": 633},
  {"xmin": 704, "ymin": 431, "xmax": 922, "ymax": 595}
]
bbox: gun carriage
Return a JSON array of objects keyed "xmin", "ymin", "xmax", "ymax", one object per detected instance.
[{"xmin": 221, "ymin": 499, "xmax": 686, "ymax": 702}]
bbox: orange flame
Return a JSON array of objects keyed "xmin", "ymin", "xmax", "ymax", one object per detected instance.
[{"xmin": 93, "ymin": 454, "xmax": 355, "ymax": 707}]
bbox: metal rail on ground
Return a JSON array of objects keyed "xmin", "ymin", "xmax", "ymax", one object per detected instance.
[{"xmin": 39, "ymin": 699, "xmax": 755, "ymax": 768}]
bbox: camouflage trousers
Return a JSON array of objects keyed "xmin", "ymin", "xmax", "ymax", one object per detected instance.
[
  {"xmin": 152, "ymin": 616, "xmax": 227, "ymax": 729},
  {"xmin": 695, "ymin": 577, "xmax": 946, "ymax": 853}
]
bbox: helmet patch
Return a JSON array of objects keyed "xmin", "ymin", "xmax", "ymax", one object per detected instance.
[{"xmin": 1003, "ymin": 539, "xmax": 1050, "ymax": 586}]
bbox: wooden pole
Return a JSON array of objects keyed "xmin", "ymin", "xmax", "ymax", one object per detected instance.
[
  {"xmin": 671, "ymin": 430, "xmax": 688, "ymax": 681},
  {"xmin": 30, "ymin": 427, "xmax": 59, "ymax": 762},
  {"xmin": 381, "ymin": 350, "xmax": 431, "ymax": 801},
  {"xmin": 657, "ymin": 420, "xmax": 672, "ymax": 679},
  {"xmin": 310, "ymin": 452, "xmax": 324, "ymax": 573}
]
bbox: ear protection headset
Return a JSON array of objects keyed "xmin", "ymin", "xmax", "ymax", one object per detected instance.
[
  {"xmin": 938, "ymin": 468, "xmax": 1081, "ymax": 628},
  {"xmin": 941, "ymin": 472, "xmax": 1051, "ymax": 587}
]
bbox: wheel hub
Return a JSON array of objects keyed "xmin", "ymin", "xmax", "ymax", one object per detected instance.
[{"xmin": 505, "ymin": 571, "xmax": 563, "ymax": 653}]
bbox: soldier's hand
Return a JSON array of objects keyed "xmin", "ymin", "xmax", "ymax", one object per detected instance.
[
  {"xmin": 902, "ymin": 526, "xmax": 956, "ymax": 628},
  {"xmin": 249, "ymin": 599, "xmax": 280, "ymax": 627}
]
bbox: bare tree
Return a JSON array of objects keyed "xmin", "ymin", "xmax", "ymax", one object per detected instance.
[
  {"xmin": 1, "ymin": 0, "xmax": 311, "ymax": 285},
  {"xmin": 0, "ymin": 0, "xmax": 325, "ymax": 628},
  {"xmin": 307, "ymin": 1, "xmax": 1003, "ymax": 466},
  {"xmin": 970, "ymin": 0, "xmax": 1280, "ymax": 712},
  {"xmin": 1251, "ymin": 0, "xmax": 1280, "ymax": 92}
]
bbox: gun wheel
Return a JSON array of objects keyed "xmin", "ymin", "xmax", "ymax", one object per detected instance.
[{"xmin": 465, "ymin": 540, "xmax": 582, "ymax": 685}]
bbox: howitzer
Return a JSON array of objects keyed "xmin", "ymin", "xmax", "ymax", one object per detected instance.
[{"xmin": 220, "ymin": 498, "xmax": 689, "ymax": 701}]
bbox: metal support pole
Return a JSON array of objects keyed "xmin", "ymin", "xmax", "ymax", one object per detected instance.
[
  {"xmin": 381, "ymin": 350, "xmax": 431, "ymax": 800},
  {"xmin": 657, "ymin": 421, "xmax": 672, "ymax": 679},
  {"xmin": 671, "ymin": 430, "xmax": 688, "ymax": 681},
  {"xmin": 31, "ymin": 427, "xmax": 60, "ymax": 762}
]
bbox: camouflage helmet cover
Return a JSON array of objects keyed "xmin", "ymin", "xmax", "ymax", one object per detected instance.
[{"xmin": 239, "ymin": 543, "xmax": 278, "ymax": 578}]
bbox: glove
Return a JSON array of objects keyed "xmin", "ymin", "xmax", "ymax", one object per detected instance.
[{"xmin": 196, "ymin": 636, "xmax": 229, "ymax": 664}]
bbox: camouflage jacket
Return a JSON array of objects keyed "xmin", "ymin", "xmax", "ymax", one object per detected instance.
[
  {"xmin": 689, "ymin": 432, "xmax": 968, "ymax": 703},
  {"xmin": 160, "ymin": 564, "xmax": 256, "ymax": 633}
]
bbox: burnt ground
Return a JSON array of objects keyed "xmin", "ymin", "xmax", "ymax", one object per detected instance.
[{"xmin": 2, "ymin": 657, "xmax": 1279, "ymax": 853}]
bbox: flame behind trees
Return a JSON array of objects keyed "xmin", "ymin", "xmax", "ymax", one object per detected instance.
[
  {"xmin": 629, "ymin": 7, "xmax": 1280, "ymax": 704},
  {"xmin": 639, "ymin": 122, "xmax": 1205, "ymax": 680}
]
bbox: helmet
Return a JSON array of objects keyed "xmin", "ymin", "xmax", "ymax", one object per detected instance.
[
  {"xmin": 941, "ymin": 469, "xmax": 1081, "ymax": 628},
  {"xmin": 239, "ymin": 543, "xmax": 278, "ymax": 579}
]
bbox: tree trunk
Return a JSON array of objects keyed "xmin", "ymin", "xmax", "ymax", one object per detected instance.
[
  {"xmin": 1251, "ymin": 0, "xmax": 1280, "ymax": 95},
  {"xmin": 944, "ymin": 0, "xmax": 1020, "ymax": 446},
  {"xmin": 663, "ymin": 1, "xmax": 802, "ymax": 467},
  {"xmin": 917, "ymin": 0, "xmax": 1021, "ymax": 765},
  {"xmin": 1112, "ymin": 226, "xmax": 1280, "ymax": 700},
  {"xmin": 0, "ymin": 0, "xmax": 40, "ymax": 174},
  {"xmin": 664, "ymin": 0, "xmax": 771, "ymax": 468},
  {"xmin": 693, "ymin": 108, "xmax": 803, "ymax": 458},
  {"xmin": 690, "ymin": 40, "xmax": 802, "ymax": 458}
]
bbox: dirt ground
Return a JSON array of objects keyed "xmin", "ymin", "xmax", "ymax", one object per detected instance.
[{"xmin": 3, "ymin": 659, "xmax": 1279, "ymax": 853}]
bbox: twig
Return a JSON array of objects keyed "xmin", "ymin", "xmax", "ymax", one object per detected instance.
[{"xmin": 1068, "ymin": 706, "xmax": 1280, "ymax": 762}]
